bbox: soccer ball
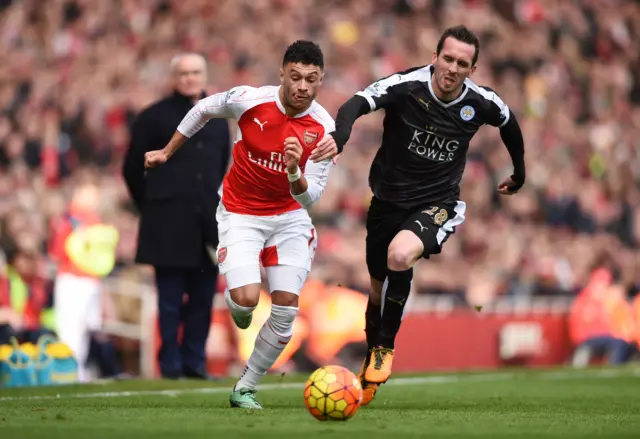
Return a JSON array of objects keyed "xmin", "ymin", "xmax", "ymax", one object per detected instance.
[{"xmin": 303, "ymin": 365, "xmax": 363, "ymax": 421}]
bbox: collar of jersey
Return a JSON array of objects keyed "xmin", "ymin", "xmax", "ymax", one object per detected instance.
[
  {"xmin": 425, "ymin": 65, "xmax": 469, "ymax": 108},
  {"xmin": 275, "ymin": 86, "xmax": 315, "ymax": 118}
]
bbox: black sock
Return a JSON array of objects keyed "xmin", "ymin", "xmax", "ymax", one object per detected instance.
[
  {"xmin": 379, "ymin": 269, "xmax": 412, "ymax": 349},
  {"xmin": 365, "ymin": 299, "xmax": 381, "ymax": 352}
]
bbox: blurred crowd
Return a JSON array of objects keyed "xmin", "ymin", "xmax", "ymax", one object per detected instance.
[{"xmin": 1, "ymin": 0, "xmax": 640, "ymax": 313}]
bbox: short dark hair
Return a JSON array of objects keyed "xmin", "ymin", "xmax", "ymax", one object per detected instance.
[
  {"xmin": 436, "ymin": 25, "xmax": 480, "ymax": 65},
  {"xmin": 282, "ymin": 40, "xmax": 324, "ymax": 69}
]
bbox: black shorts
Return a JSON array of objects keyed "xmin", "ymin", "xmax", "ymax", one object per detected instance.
[{"xmin": 365, "ymin": 196, "xmax": 466, "ymax": 281}]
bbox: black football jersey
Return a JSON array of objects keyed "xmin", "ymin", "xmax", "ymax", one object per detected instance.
[{"xmin": 356, "ymin": 64, "xmax": 511, "ymax": 209}]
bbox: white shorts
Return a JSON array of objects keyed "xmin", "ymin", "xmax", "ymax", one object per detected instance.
[{"xmin": 215, "ymin": 203, "xmax": 318, "ymax": 291}]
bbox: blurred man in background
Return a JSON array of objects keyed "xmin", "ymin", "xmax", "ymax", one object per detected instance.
[
  {"xmin": 569, "ymin": 268, "xmax": 637, "ymax": 367},
  {"xmin": 123, "ymin": 53, "xmax": 231, "ymax": 380},
  {"xmin": 48, "ymin": 182, "xmax": 119, "ymax": 382},
  {"xmin": 0, "ymin": 237, "xmax": 54, "ymax": 345}
]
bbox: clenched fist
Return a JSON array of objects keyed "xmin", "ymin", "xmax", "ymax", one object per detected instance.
[
  {"xmin": 144, "ymin": 150, "xmax": 169, "ymax": 168},
  {"xmin": 497, "ymin": 175, "xmax": 524, "ymax": 195},
  {"xmin": 284, "ymin": 137, "xmax": 303, "ymax": 173}
]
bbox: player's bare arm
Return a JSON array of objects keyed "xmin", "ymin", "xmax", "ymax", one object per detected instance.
[
  {"xmin": 496, "ymin": 112, "xmax": 526, "ymax": 195},
  {"xmin": 143, "ymin": 88, "xmax": 237, "ymax": 169},
  {"xmin": 144, "ymin": 130, "xmax": 188, "ymax": 168}
]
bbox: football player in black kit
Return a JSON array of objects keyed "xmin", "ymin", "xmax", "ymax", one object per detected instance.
[{"xmin": 310, "ymin": 25, "xmax": 526, "ymax": 405}]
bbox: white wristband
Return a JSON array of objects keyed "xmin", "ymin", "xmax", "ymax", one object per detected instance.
[{"xmin": 287, "ymin": 166, "xmax": 302, "ymax": 182}]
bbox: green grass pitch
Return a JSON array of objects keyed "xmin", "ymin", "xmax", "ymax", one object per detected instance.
[{"xmin": 1, "ymin": 367, "xmax": 639, "ymax": 438}]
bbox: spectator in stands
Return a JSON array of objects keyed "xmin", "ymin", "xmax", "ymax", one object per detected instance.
[
  {"xmin": 569, "ymin": 268, "xmax": 637, "ymax": 366},
  {"xmin": 123, "ymin": 53, "xmax": 231, "ymax": 380},
  {"xmin": 0, "ymin": 237, "xmax": 55, "ymax": 345},
  {"xmin": 48, "ymin": 182, "xmax": 119, "ymax": 381}
]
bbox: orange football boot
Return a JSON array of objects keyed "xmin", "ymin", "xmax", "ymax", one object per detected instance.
[
  {"xmin": 357, "ymin": 354, "xmax": 379, "ymax": 406},
  {"xmin": 364, "ymin": 347, "xmax": 394, "ymax": 383}
]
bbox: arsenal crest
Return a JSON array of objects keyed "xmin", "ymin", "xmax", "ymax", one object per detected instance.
[
  {"xmin": 217, "ymin": 247, "xmax": 227, "ymax": 264},
  {"xmin": 303, "ymin": 130, "xmax": 319, "ymax": 146}
]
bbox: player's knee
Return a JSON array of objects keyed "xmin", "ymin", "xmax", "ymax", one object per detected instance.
[
  {"xmin": 387, "ymin": 247, "xmax": 414, "ymax": 272},
  {"xmin": 387, "ymin": 231, "xmax": 423, "ymax": 272},
  {"xmin": 229, "ymin": 285, "xmax": 261, "ymax": 308},
  {"xmin": 271, "ymin": 291, "xmax": 299, "ymax": 308}
]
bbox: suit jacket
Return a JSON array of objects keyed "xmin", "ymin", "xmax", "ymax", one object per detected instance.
[{"xmin": 123, "ymin": 91, "xmax": 231, "ymax": 269}]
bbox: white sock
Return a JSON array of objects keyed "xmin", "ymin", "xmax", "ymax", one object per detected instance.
[
  {"xmin": 234, "ymin": 304, "xmax": 298, "ymax": 391},
  {"xmin": 224, "ymin": 288, "xmax": 256, "ymax": 318}
]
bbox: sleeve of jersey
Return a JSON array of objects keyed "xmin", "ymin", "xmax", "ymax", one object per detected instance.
[
  {"xmin": 292, "ymin": 159, "xmax": 333, "ymax": 210},
  {"xmin": 356, "ymin": 74, "xmax": 401, "ymax": 111},
  {"xmin": 480, "ymin": 86, "xmax": 511, "ymax": 128},
  {"xmin": 500, "ymin": 113, "xmax": 525, "ymax": 184},
  {"xmin": 177, "ymin": 87, "xmax": 245, "ymax": 138},
  {"xmin": 355, "ymin": 74, "xmax": 403, "ymax": 112}
]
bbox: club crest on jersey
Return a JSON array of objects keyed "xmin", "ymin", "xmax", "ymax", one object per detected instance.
[
  {"xmin": 217, "ymin": 247, "xmax": 227, "ymax": 264},
  {"xmin": 303, "ymin": 130, "xmax": 319, "ymax": 146},
  {"xmin": 460, "ymin": 105, "xmax": 475, "ymax": 121}
]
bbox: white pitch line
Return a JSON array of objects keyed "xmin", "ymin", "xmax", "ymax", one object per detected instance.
[
  {"xmin": 0, "ymin": 368, "xmax": 636, "ymax": 403},
  {"xmin": 0, "ymin": 374, "xmax": 511, "ymax": 402}
]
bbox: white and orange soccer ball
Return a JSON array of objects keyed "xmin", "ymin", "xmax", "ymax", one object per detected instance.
[{"xmin": 303, "ymin": 365, "xmax": 363, "ymax": 421}]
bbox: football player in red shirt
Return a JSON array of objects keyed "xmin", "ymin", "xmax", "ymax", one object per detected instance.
[{"xmin": 144, "ymin": 40, "xmax": 338, "ymax": 409}]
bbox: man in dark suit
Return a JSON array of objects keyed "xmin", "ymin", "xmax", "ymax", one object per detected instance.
[{"xmin": 123, "ymin": 53, "xmax": 230, "ymax": 379}]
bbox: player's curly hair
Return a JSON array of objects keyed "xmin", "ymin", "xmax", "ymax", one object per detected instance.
[
  {"xmin": 283, "ymin": 40, "xmax": 324, "ymax": 69},
  {"xmin": 437, "ymin": 25, "xmax": 480, "ymax": 66}
]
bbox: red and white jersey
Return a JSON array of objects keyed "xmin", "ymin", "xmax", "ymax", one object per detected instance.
[{"xmin": 177, "ymin": 85, "xmax": 335, "ymax": 216}]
